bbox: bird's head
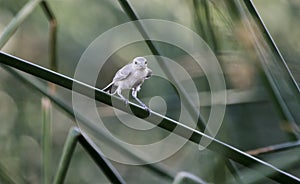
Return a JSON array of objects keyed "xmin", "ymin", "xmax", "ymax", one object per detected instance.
[{"xmin": 132, "ymin": 57, "xmax": 147, "ymax": 70}]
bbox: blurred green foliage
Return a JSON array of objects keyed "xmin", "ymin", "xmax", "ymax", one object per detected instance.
[{"xmin": 0, "ymin": 0, "xmax": 299, "ymax": 183}]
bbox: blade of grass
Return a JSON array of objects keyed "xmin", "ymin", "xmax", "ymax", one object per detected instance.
[
  {"xmin": 0, "ymin": 163, "xmax": 17, "ymax": 184},
  {"xmin": 192, "ymin": 0, "xmax": 208, "ymax": 44},
  {"xmin": 40, "ymin": 0, "xmax": 57, "ymax": 71},
  {"xmin": 247, "ymin": 140, "xmax": 300, "ymax": 156},
  {"xmin": 54, "ymin": 127, "xmax": 126, "ymax": 184},
  {"xmin": 40, "ymin": 0, "xmax": 57, "ymax": 93},
  {"xmin": 78, "ymin": 131, "xmax": 126, "ymax": 184},
  {"xmin": 244, "ymin": 0, "xmax": 300, "ymax": 94},
  {"xmin": 243, "ymin": 0, "xmax": 300, "ymax": 140},
  {"xmin": 40, "ymin": 2, "xmax": 57, "ymax": 183},
  {"xmin": 192, "ymin": 0, "xmax": 218, "ymax": 52},
  {"xmin": 41, "ymin": 97, "xmax": 52, "ymax": 184},
  {"xmin": 225, "ymin": 0, "xmax": 300, "ymax": 140},
  {"xmin": 53, "ymin": 127, "xmax": 80, "ymax": 184},
  {"xmin": 0, "ymin": 0, "xmax": 42, "ymax": 49},
  {"xmin": 227, "ymin": 148, "xmax": 300, "ymax": 184},
  {"xmin": 0, "ymin": 52, "xmax": 299, "ymax": 183}
]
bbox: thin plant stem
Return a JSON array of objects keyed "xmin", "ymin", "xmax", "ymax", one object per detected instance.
[
  {"xmin": 40, "ymin": 2, "xmax": 58, "ymax": 184},
  {"xmin": 78, "ymin": 131, "xmax": 126, "ymax": 184},
  {"xmin": 247, "ymin": 140, "xmax": 300, "ymax": 156},
  {"xmin": 0, "ymin": 0, "xmax": 42, "ymax": 49},
  {"xmin": 193, "ymin": 0, "xmax": 218, "ymax": 52},
  {"xmin": 41, "ymin": 97, "xmax": 52, "ymax": 184},
  {"xmin": 53, "ymin": 127, "xmax": 80, "ymax": 184},
  {"xmin": 40, "ymin": 0, "xmax": 58, "ymax": 93},
  {"xmin": 54, "ymin": 127, "xmax": 126, "ymax": 184}
]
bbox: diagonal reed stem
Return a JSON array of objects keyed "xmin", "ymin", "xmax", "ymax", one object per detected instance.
[
  {"xmin": 0, "ymin": 52, "xmax": 299, "ymax": 183},
  {"xmin": 2, "ymin": 65, "xmax": 175, "ymax": 180},
  {"xmin": 244, "ymin": 0, "xmax": 300, "ymax": 94},
  {"xmin": 227, "ymin": 0, "xmax": 300, "ymax": 140},
  {"xmin": 78, "ymin": 130, "xmax": 126, "ymax": 184}
]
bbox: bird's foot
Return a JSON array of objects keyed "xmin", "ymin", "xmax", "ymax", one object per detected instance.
[
  {"xmin": 142, "ymin": 105, "xmax": 151, "ymax": 114},
  {"xmin": 124, "ymin": 99, "xmax": 129, "ymax": 106}
]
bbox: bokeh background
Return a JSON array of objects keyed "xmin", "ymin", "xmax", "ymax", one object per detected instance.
[{"xmin": 0, "ymin": 0, "xmax": 299, "ymax": 183}]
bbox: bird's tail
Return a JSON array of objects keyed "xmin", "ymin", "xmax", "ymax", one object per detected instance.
[{"xmin": 102, "ymin": 82, "xmax": 114, "ymax": 93}]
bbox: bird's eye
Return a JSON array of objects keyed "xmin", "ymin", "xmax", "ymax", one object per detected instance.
[
  {"xmin": 134, "ymin": 61, "xmax": 138, "ymax": 64},
  {"xmin": 145, "ymin": 61, "xmax": 147, "ymax": 64}
]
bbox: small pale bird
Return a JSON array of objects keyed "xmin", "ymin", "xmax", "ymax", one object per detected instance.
[{"xmin": 102, "ymin": 57, "xmax": 152, "ymax": 111}]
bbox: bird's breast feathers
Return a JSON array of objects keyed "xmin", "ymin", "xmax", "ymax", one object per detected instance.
[{"xmin": 114, "ymin": 68, "xmax": 150, "ymax": 89}]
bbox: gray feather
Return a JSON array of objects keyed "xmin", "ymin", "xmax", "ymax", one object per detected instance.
[{"xmin": 113, "ymin": 63, "xmax": 132, "ymax": 82}]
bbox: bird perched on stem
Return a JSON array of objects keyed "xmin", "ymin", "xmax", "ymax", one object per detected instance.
[{"xmin": 103, "ymin": 57, "xmax": 152, "ymax": 111}]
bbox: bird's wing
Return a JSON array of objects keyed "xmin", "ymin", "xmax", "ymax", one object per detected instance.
[{"xmin": 113, "ymin": 63, "xmax": 132, "ymax": 82}]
